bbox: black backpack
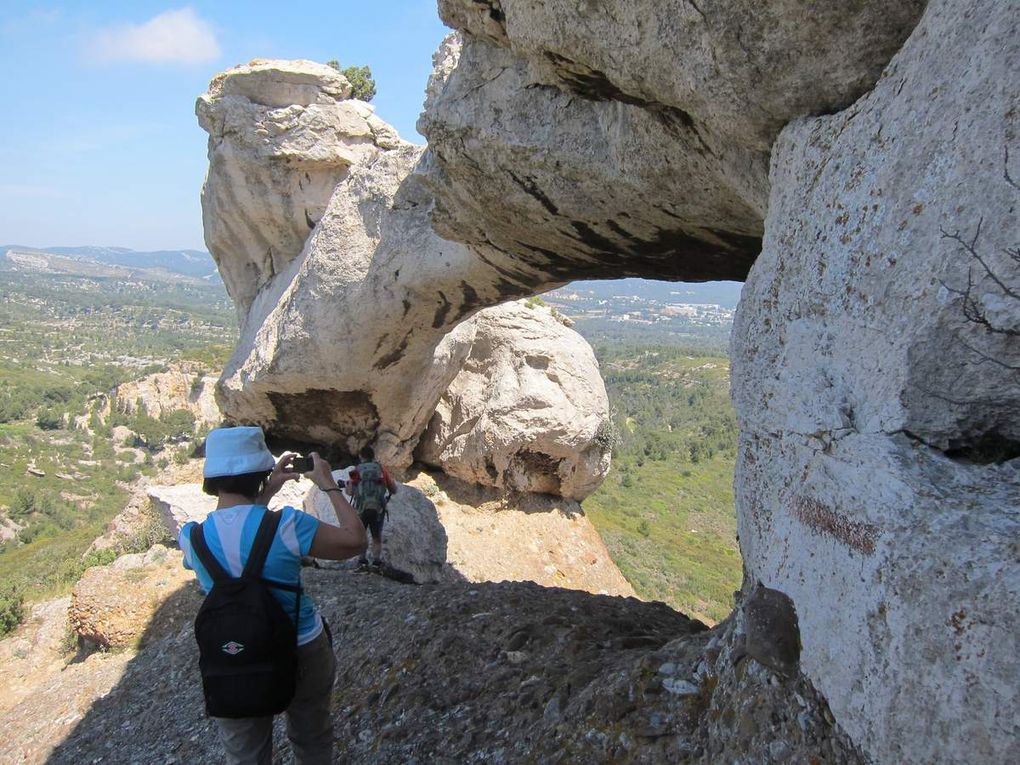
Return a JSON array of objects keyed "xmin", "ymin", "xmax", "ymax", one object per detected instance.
[{"xmin": 189, "ymin": 510, "xmax": 301, "ymax": 718}]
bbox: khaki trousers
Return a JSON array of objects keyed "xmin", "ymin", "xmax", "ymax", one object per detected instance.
[{"xmin": 215, "ymin": 627, "xmax": 336, "ymax": 765}]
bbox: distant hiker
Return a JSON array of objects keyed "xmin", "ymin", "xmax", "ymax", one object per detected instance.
[
  {"xmin": 179, "ymin": 426, "xmax": 366, "ymax": 765},
  {"xmin": 349, "ymin": 445, "xmax": 398, "ymax": 570},
  {"xmin": 335, "ymin": 462, "xmax": 357, "ymax": 504}
]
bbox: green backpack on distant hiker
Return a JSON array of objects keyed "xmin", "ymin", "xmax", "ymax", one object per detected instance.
[{"xmin": 354, "ymin": 461, "xmax": 389, "ymax": 517}]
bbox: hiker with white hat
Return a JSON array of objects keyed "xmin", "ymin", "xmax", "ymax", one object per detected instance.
[{"xmin": 178, "ymin": 425, "xmax": 366, "ymax": 765}]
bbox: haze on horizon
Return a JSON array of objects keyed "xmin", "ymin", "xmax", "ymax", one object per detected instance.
[{"xmin": 0, "ymin": 2, "xmax": 449, "ymax": 253}]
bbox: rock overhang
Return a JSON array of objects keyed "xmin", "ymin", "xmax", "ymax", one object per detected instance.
[
  {"xmin": 424, "ymin": 2, "xmax": 1018, "ymax": 763},
  {"xmin": 193, "ymin": 2, "xmax": 1020, "ymax": 761}
]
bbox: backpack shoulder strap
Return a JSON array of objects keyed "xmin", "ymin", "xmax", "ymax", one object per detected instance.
[
  {"xmin": 242, "ymin": 508, "xmax": 282, "ymax": 579},
  {"xmin": 190, "ymin": 523, "xmax": 230, "ymax": 583},
  {"xmin": 243, "ymin": 510, "xmax": 303, "ymax": 636}
]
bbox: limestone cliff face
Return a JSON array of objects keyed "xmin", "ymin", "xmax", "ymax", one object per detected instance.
[
  {"xmin": 110, "ymin": 364, "xmax": 220, "ymax": 426},
  {"xmin": 421, "ymin": 1, "xmax": 925, "ymax": 283},
  {"xmin": 197, "ymin": 59, "xmax": 401, "ymax": 316},
  {"xmin": 731, "ymin": 1, "xmax": 1020, "ymax": 761}
]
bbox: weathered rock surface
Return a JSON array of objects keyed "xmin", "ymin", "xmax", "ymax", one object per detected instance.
[
  {"xmin": 148, "ymin": 483, "xmax": 217, "ymax": 539},
  {"xmin": 224, "ymin": 146, "xmax": 507, "ymax": 464},
  {"xmin": 740, "ymin": 584, "xmax": 801, "ymax": 679},
  {"xmin": 69, "ymin": 545, "xmax": 192, "ymax": 649},
  {"xmin": 111, "ymin": 363, "xmax": 220, "ymax": 427},
  {"xmin": 409, "ymin": 470, "xmax": 633, "ymax": 595},
  {"xmin": 198, "ymin": 59, "xmax": 404, "ymax": 315},
  {"xmin": 206, "ymin": 111, "xmax": 609, "ymax": 486},
  {"xmin": 731, "ymin": 1, "xmax": 1020, "ymax": 762},
  {"xmin": 39, "ymin": 569, "xmax": 864, "ymax": 765},
  {"xmin": 417, "ymin": 301, "xmax": 611, "ymax": 498},
  {"xmin": 0, "ymin": 598, "xmax": 74, "ymax": 711},
  {"xmin": 303, "ymin": 473, "xmax": 451, "ymax": 581},
  {"xmin": 420, "ymin": 1, "xmax": 925, "ymax": 283},
  {"xmin": 0, "ymin": 514, "xmax": 20, "ymax": 543},
  {"xmin": 0, "ymin": 597, "xmax": 138, "ymax": 765}
]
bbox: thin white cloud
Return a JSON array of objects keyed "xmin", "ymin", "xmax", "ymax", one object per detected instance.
[{"xmin": 87, "ymin": 7, "xmax": 220, "ymax": 65}]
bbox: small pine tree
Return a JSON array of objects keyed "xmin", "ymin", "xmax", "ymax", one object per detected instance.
[{"xmin": 325, "ymin": 59, "xmax": 376, "ymax": 102}]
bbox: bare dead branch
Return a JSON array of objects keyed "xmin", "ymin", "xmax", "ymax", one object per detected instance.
[
  {"xmin": 941, "ymin": 219, "xmax": 1020, "ymax": 303},
  {"xmin": 955, "ymin": 334, "xmax": 1020, "ymax": 370},
  {"xmin": 934, "ymin": 144, "xmax": 1020, "ymax": 387}
]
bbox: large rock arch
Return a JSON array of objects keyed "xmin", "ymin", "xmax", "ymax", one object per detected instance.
[{"xmin": 197, "ymin": 2, "xmax": 1018, "ymax": 761}]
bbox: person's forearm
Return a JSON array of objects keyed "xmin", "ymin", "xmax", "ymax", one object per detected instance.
[{"xmin": 323, "ymin": 487, "xmax": 367, "ymax": 545}]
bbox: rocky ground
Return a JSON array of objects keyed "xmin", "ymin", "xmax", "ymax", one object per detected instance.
[{"xmin": 2, "ymin": 564, "xmax": 864, "ymax": 764}]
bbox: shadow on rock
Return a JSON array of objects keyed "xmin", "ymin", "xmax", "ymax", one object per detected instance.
[
  {"xmin": 424, "ymin": 466, "xmax": 585, "ymax": 519},
  {"xmin": 44, "ymin": 567, "xmax": 862, "ymax": 764},
  {"xmin": 45, "ymin": 582, "xmax": 217, "ymax": 765}
]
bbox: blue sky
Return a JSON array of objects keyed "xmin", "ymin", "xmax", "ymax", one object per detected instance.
[{"xmin": 0, "ymin": 2, "xmax": 450, "ymax": 251}]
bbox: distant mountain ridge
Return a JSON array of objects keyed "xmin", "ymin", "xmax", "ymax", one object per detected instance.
[{"xmin": 1, "ymin": 245, "xmax": 220, "ymax": 283}]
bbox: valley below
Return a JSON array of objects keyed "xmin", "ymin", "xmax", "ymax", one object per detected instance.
[
  {"xmin": 0, "ymin": 248, "xmax": 742, "ymax": 626},
  {"xmin": 0, "ymin": 248, "xmax": 747, "ymax": 763}
]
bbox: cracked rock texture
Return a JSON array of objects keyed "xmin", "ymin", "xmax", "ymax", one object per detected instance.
[
  {"xmin": 109, "ymin": 363, "xmax": 220, "ymax": 427},
  {"xmin": 70, "ymin": 546, "xmax": 191, "ymax": 650},
  {"xmin": 732, "ymin": 1, "xmax": 1020, "ymax": 762},
  {"xmin": 198, "ymin": 59, "xmax": 402, "ymax": 316}
]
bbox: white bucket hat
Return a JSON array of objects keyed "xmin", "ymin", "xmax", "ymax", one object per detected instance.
[{"xmin": 203, "ymin": 426, "xmax": 276, "ymax": 478}]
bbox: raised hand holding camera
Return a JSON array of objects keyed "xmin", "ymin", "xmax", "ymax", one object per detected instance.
[
  {"xmin": 287, "ymin": 455, "xmax": 315, "ymax": 473},
  {"xmin": 308, "ymin": 452, "xmax": 339, "ymax": 491}
]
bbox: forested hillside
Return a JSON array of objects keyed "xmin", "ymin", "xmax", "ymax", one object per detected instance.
[
  {"xmin": 581, "ymin": 343, "xmax": 740, "ymax": 624},
  {"xmin": 0, "ymin": 268, "xmax": 236, "ymax": 628},
  {"xmin": 0, "ymin": 264, "xmax": 739, "ymax": 634}
]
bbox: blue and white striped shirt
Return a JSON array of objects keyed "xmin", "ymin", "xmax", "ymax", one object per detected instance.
[{"xmin": 179, "ymin": 504, "xmax": 323, "ymax": 645}]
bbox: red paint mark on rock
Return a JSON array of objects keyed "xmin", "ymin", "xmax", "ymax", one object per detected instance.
[{"xmin": 791, "ymin": 496, "xmax": 878, "ymax": 555}]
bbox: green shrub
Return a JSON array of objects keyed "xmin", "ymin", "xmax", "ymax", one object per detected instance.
[
  {"xmin": 18, "ymin": 524, "xmax": 43, "ymax": 544},
  {"xmin": 10, "ymin": 488, "xmax": 36, "ymax": 518},
  {"xmin": 0, "ymin": 582, "xmax": 25, "ymax": 638},
  {"xmin": 35, "ymin": 407, "xmax": 63, "ymax": 430},
  {"xmin": 160, "ymin": 408, "xmax": 196, "ymax": 439},
  {"xmin": 326, "ymin": 60, "xmax": 376, "ymax": 102},
  {"xmin": 80, "ymin": 547, "xmax": 118, "ymax": 570}
]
